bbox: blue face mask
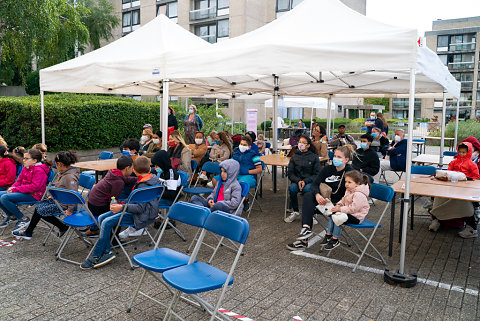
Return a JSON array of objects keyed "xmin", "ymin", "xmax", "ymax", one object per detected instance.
[
  {"xmin": 360, "ymin": 142, "xmax": 368, "ymax": 150},
  {"xmin": 371, "ymin": 133, "xmax": 378, "ymax": 138},
  {"xmin": 189, "ymin": 109, "xmax": 194, "ymax": 114},
  {"xmin": 332, "ymin": 158, "xmax": 344, "ymax": 167},
  {"xmin": 156, "ymin": 168, "xmax": 163, "ymax": 176}
]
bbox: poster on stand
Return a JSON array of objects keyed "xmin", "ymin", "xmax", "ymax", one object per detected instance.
[{"xmin": 246, "ymin": 109, "xmax": 258, "ymax": 135}]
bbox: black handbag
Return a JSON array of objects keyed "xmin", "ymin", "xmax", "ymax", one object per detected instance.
[{"xmin": 36, "ymin": 199, "xmax": 61, "ymax": 217}]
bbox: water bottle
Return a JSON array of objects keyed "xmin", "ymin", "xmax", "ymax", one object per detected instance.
[{"xmin": 111, "ymin": 196, "xmax": 118, "ymax": 205}]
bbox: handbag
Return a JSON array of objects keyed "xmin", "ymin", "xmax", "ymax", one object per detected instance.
[
  {"xmin": 170, "ymin": 157, "xmax": 181, "ymax": 170},
  {"xmin": 36, "ymin": 198, "xmax": 61, "ymax": 217},
  {"xmin": 319, "ymin": 183, "xmax": 332, "ymax": 199}
]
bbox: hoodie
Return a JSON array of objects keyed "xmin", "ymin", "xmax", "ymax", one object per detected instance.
[
  {"xmin": 207, "ymin": 159, "xmax": 243, "ymax": 214},
  {"xmin": 88, "ymin": 169, "xmax": 138, "ymax": 207},
  {"xmin": 12, "ymin": 163, "xmax": 50, "ymax": 200},
  {"xmin": 336, "ymin": 184, "xmax": 370, "ymax": 223},
  {"xmin": 0, "ymin": 157, "xmax": 17, "ymax": 188},
  {"xmin": 125, "ymin": 174, "xmax": 162, "ymax": 229},
  {"xmin": 54, "ymin": 167, "xmax": 81, "ymax": 212},
  {"xmin": 352, "ymin": 147, "xmax": 380, "ymax": 176},
  {"xmin": 233, "ymin": 147, "xmax": 261, "ymax": 177},
  {"xmin": 152, "ymin": 150, "xmax": 181, "ymax": 201},
  {"xmin": 462, "ymin": 137, "xmax": 480, "ymax": 172},
  {"xmin": 448, "ymin": 142, "xmax": 480, "ymax": 179},
  {"xmin": 288, "ymin": 149, "xmax": 321, "ymax": 184}
]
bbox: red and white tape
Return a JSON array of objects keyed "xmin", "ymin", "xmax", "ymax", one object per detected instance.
[
  {"xmin": 0, "ymin": 239, "xmax": 17, "ymax": 247},
  {"xmin": 218, "ymin": 308, "xmax": 255, "ymax": 321},
  {"xmin": 293, "ymin": 316, "xmax": 303, "ymax": 321}
]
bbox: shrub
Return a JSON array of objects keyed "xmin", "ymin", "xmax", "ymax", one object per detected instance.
[
  {"xmin": 0, "ymin": 94, "xmax": 223, "ymax": 151},
  {"xmin": 445, "ymin": 119, "xmax": 480, "ymax": 143}
]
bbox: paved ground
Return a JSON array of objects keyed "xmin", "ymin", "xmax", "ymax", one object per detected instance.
[{"xmin": 1, "ymin": 146, "xmax": 479, "ymax": 321}]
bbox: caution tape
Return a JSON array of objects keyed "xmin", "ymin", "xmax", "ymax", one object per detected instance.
[
  {"xmin": 292, "ymin": 317, "xmax": 303, "ymax": 321},
  {"xmin": 0, "ymin": 239, "xmax": 17, "ymax": 247},
  {"xmin": 218, "ymin": 308, "xmax": 255, "ymax": 321}
]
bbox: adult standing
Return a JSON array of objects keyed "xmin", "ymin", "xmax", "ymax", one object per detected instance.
[
  {"xmin": 277, "ymin": 116, "xmax": 285, "ymax": 141},
  {"xmin": 184, "ymin": 105, "xmax": 203, "ymax": 144},
  {"xmin": 168, "ymin": 106, "xmax": 178, "ymax": 130},
  {"xmin": 287, "ymin": 146, "xmax": 353, "ymax": 250},
  {"xmin": 377, "ymin": 112, "xmax": 389, "ymax": 135},
  {"xmin": 365, "ymin": 112, "xmax": 384, "ymax": 135},
  {"xmin": 329, "ymin": 124, "xmax": 357, "ymax": 150}
]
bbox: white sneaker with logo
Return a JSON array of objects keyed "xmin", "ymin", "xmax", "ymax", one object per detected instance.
[
  {"xmin": 284, "ymin": 211, "xmax": 300, "ymax": 223},
  {"xmin": 119, "ymin": 226, "xmax": 136, "ymax": 239}
]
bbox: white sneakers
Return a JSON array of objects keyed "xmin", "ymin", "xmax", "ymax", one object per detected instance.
[
  {"xmin": 428, "ymin": 219, "xmax": 440, "ymax": 232},
  {"xmin": 198, "ymin": 173, "xmax": 208, "ymax": 181},
  {"xmin": 206, "ymin": 181, "xmax": 214, "ymax": 188},
  {"xmin": 119, "ymin": 226, "xmax": 146, "ymax": 239},
  {"xmin": 458, "ymin": 225, "xmax": 478, "ymax": 239},
  {"xmin": 284, "ymin": 211, "xmax": 300, "ymax": 223}
]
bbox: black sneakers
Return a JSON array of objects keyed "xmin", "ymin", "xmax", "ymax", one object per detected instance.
[
  {"xmin": 319, "ymin": 234, "xmax": 332, "ymax": 246},
  {"xmin": 286, "ymin": 240, "xmax": 307, "ymax": 251},
  {"xmin": 296, "ymin": 227, "xmax": 313, "ymax": 240},
  {"xmin": 324, "ymin": 238, "xmax": 340, "ymax": 251}
]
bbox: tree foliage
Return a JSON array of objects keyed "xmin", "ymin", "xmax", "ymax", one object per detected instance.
[
  {"xmin": 80, "ymin": 0, "xmax": 119, "ymax": 50},
  {"xmin": 364, "ymin": 97, "xmax": 390, "ymax": 112}
]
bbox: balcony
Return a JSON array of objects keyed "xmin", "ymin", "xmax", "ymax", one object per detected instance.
[
  {"xmin": 449, "ymin": 61, "xmax": 475, "ymax": 70},
  {"xmin": 190, "ymin": 6, "xmax": 216, "ymax": 21},
  {"xmin": 449, "ymin": 42, "xmax": 476, "ymax": 51},
  {"xmin": 200, "ymin": 34, "xmax": 216, "ymax": 43},
  {"xmin": 461, "ymin": 81, "xmax": 473, "ymax": 90}
]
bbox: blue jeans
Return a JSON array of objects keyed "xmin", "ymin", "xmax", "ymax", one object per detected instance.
[
  {"xmin": 0, "ymin": 191, "xmax": 36, "ymax": 219},
  {"xmin": 237, "ymin": 175, "xmax": 257, "ymax": 189},
  {"xmin": 327, "ymin": 216, "xmax": 342, "ymax": 238},
  {"xmin": 92, "ymin": 211, "xmax": 134, "ymax": 257},
  {"xmin": 288, "ymin": 183, "xmax": 311, "ymax": 212},
  {"xmin": 191, "ymin": 195, "xmax": 232, "ymax": 213},
  {"xmin": 0, "ymin": 187, "xmax": 6, "ymax": 191}
]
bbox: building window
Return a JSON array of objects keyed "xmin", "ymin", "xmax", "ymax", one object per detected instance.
[
  {"xmin": 437, "ymin": 35, "xmax": 449, "ymax": 51},
  {"xmin": 194, "ymin": 19, "xmax": 229, "ymax": 43},
  {"xmin": 217, "ymin": 0, "xmax": 229, "ymax": 9},
  {"xmin": 122, "ymin": 9, "xmax": 140, "ymax": 33},
  {"xmin": 276, "ymin": 0, "xmax": 304, "ymax": 12},
  {"xmin": 190, "ymin": 0, "xmax": 228, "ymax": 21},
  {"xmin": 157, "ymin": 1, "xmax": 178, "ymax": 18},
  {"xmin": 217, "ymin": 19, "xmax": 229, "ymax": 38}
]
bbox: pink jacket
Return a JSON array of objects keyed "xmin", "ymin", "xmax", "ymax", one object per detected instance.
[
  {"xmin": 336, "ymin": 184, "xmax": 370, "ymax": 223},
  {"xmin": 11, "ymin": 164, "xmax": 50, "ymax": 200},
  {"xmin": 0, "ymin": 158, "xmax": 17, "ymax": 188}
]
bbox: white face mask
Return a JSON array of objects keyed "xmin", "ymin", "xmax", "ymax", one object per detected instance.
[
  {"xmin": 298, "ymin": 143, "xmax": 307, "ymax": 151},
  {"xmin": 153, "ymin": 139, "xmax": 160, "ymax": 144},
  {"xmin": 394, "ymin": 135, "xmax": 401, "ymax": 142},
  {"xmin": 239, "ymin": 145, "xmax": 249, "ymax": 153},
  {"xmin": 140, "ymin": 135, "xmax": 148, "ymax": 143},
  {"xmin": 195, "ymin": 138, "xmax": 203, "ymax": 145}
]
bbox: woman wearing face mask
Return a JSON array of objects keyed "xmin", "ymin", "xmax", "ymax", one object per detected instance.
[
  {"xmin": 140, "ymin": 128, "xmax": 154, "ymax": 153},
  {"xmin": 311, "ymin": 124, "xmax": 328, "ymax": 158},
  {"xmin": 369, "ymin": 127, "xmax": 389, "ymax": 158},
  {"xmin": 167, "ymin": 130, "xmax": 192, "ymax": 177},
  {"xmin": 287, "ymin": 145, "xmax": 353, "ymax": 250},
  {"xmin": 351, "ymin": 134, "xmax": 380, "ymax": 183},
  {"xmin": 232, "ymin": 136, "xmax": 262, "ymax": 189},
  {"xmin": 188, "ymin": 131, "xmax": 208, "ymax": 165},
  {"xmin": 151, "ymin": 150, "xmax": 181, "ymax": 201},
  {"xmin": 168, "ymin": 106, "xmax": 178, "ymax": 130},
  {"xmin": 184, "ymin": 104, "xmax": 203, "ymax": 144},
  {"xmin": 198, "ymin": 132, "xmax": 232, "ymax": 183},
  {"xmin": 284, "ymin": 135, "xmax": 321, "ymax": 223},
  {"xmin": 144, "ymin": 130, "xmax": 162, "ymax": 158}
]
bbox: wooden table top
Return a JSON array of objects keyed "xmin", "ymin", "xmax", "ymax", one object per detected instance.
[
  {"xmin": 423, "ymin": 136, "xmax": 455, "ymax": 141},
  {"xmin": 277, "ymin": 145, "xmax": 292, "ymax": 150},
  {"xmin": 75, "ymin": 159, "xmax": 118, "ymax": 171},
  {"xmin": 391, "ymin": 175, "xmax": 480, "ymax": 202},
  {"xmin": 412, "ymin": 154, "xmax": 454, "ymax": 165}
]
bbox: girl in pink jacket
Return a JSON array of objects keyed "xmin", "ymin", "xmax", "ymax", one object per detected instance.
[
  {"xmin": 320, "ymin": 170, "xmax": 370, "ymax": 251},
  {"xmin": 0, "ymin": 149, "xmax": 50, "ymax": 232}
]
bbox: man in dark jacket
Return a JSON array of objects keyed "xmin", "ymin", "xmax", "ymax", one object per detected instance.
[
  {"xmin": 81, "ymin": 156, "xmax": 161, "ymax": 270},
  {"xmin": 352, "ymin": 134, "xmax": 380, "ymax": 182},
  {"xmin": 380, "ymin": 129, "xmax": 407, "ymax": 172},
  {"xmin": 329, "ymin": 124, "xmax": 357, "ymax": 150}
]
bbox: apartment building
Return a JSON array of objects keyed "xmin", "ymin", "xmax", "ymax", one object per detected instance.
[{"xmin": 419, "ymin": 17, "xmax": 480, "ymax": 120}]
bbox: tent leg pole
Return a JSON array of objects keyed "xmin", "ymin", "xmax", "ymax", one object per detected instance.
[
  {"xmin": 272, "ymin": 75, "xmax": 279, "ymax": 152},
  {"xmin": 41, "ymin": 91, "xmax": 45, "ymax": 145},
  {"xmin": 231, "ymin": 97, "xmax": 235, "ymax": 135},
  {"xmin": 327, "ymin": 95, "xmax": 332, "ymax": 139},
  {"xmin": 439, "ymin": 91, "xmax": 447, "ymax": 168},
  {"xmin": 161, "ymin": 80, "xmax": 170, "ymax": 151},
  {"xmin": 454, "ymin": 99, "xmax": 460, "ymax": 147}
]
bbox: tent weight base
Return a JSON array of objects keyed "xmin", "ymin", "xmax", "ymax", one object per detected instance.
[{"xmin": 384, "ymin": 269, "xmax": 417, "ymax": 288}]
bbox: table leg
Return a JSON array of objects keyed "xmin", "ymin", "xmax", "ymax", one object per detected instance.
[
  {"xmin": 273, "ymin": 165, "xmax": 277, "ymax": 193},
  {"xmin": 410, "ymin": 195, "xmax": 414, "ymax": 230},
  {"xmin": 95, "ymin": 171, "xmax": 99, "ymax": 183},
  {"xmin": 389, "ymin": 192, "xmax": 395, "ymax": 257},
  {"xmin": 398, "ymin": 193, "xmax": 404, "ymax": 244}
]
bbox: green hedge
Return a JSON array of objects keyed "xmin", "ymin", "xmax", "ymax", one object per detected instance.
[{"xmin": 0, "ymin": 94, "xmax": 223, "ymax": 151}]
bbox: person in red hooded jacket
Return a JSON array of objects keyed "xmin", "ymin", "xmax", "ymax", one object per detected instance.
[
  {"xmin": 448, "ymin": 141, "xmax": 480, "ymax": 180},
  {"xmin": 462, "ymin": 136, "xmax": 480, "ymax": 173},
  {"xmin": 0, "ymin": 145, "xmax": 22, "ymax": 191}
]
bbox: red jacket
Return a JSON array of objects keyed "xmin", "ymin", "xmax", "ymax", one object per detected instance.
[
  {"xmin": 0, "ymin": 158, "xmax": 17, "ymax": 188},
  {"xmin": 462, "ymin": 136, "xmax": 480, "ymax": 172},
  {"xmin": 448, "ymin": 142, "xmax": 480, "ymax": 180}
]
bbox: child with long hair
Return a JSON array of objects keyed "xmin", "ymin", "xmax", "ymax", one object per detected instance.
[
  {"xmin": 0, "ymin": 145, "xmax": 22, "ymax": 191},
  {"xmin": 320, "ymin": 170, "xmax": 370, "ymax": 250}
]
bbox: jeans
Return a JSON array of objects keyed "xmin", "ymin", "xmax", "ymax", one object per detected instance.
[
  {"xmin": 0, "ymin": 191, "xmax": 36, "ymax": 219},
  {"xmin": 327, "ymin": 214, "xmax": 360, "ymax": 238},
  {"xmin": 288, "ymin": 183, "xmax": 311, "ymax": 212},
  {"xmin": 92, "ymin": 211, "xmax": 134, "ymax": 257},
  {"xmin": 237, "ymin": 175, "xmax": 257, "ymax": 189},
  {"xmin": 87, "ymin": 202, "xmax": 110, "ymax": 232},
  {"xmin": 191, "ymin": 195, "xmax": 232, "ymax": 213},
  {"xmin": 0, "ymin": 187, "xmax": 6, "ymax": 192}
]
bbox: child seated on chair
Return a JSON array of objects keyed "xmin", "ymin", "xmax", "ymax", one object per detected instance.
[
  {"xmin": 80, "ymin": 156, "xmax": 161, "ymax": 270},
  {"xmin": 320, "ymin": 170, "xmax": 370, "ymax": 251},
  {"xmin": 0, "ymin": 149, "xmax": 51, "ymax": 232},
  {"xmin": 191, "ymin": 159, "xmax": 243, "ymax": 214},
  {"xmin": 232, "ymin": 136, "xmax": 262, "ymax": 189},
  {"xmin": 83, "ymin": 156, "xmax": 137, "ymax": 236},
  {"xmin": 151, "ymin": 150, "xmax": 181, "ymax": 202}
]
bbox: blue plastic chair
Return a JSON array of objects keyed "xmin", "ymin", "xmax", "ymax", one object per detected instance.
[
  {"xmin": 112, "ymin": 185, "xmax": 165, "ymax": 269},
  {"xmin": 443, "ymin": 151, "xmax": 457, "ymax": 157},
  {"xmin": 328, "ymin": 150, "xmax": 334, "ymax": 160},
  {"xmin": 246, "ymin": 161, "xmax": 266, "ymax": 218},
  {"xmin": 183, "ymin": 161, "xmax": 221, "ymax": 197},
  {"xmin": 126, "ymin": 202, "xmax": 211, "ymax": 313},
  {"xmin": 411, "ymin": 165, "xmax": 436, "ymax": 176},
  {"xmin": 266, "ymin": 142, "xmax": 271, "ymax": 149},
  {"xmin": 98, "ymin": 151, "xmax": 114, "ymax": 160},
  {"xmin": 162, "ymin": 210, "xmax": 250, "ymax": 321},
  {"xmin": 327, "ymin": 183, "xmax": 394, "ymax": 272},
  {"xmin": 48, "ymin": 187, "xmax": 99, "ymax": 265},
  {"xmin": 15, "ymin": 165, "xmax": 23, "ymax": 177}
]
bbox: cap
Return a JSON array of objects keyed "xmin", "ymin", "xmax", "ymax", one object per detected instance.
[{"xmin": 338, "ymin": 124, "xmax": 346, "ymax": 128}]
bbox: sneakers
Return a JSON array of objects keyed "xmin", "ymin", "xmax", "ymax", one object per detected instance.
[
  {"xmin": 297, "ymin": 226, "xmax": 313, "ymax": 240},
  {"xmin": 129, "ymin": 227, "xmax": 146, "ymax": 237},
  {"xmin": 428, "ymin": 219, "xmax": 440, "ymax": 232},
  {"xmin": 12, "ymin": 230, "xmax": 32, "ymax": 240},
  {"xmin": 243, "ymin": 198, "xmax": 250, "ymax": 212},
  {"xmin": 198, "ymin": 173, "xmax": 208, "ymax": 181},
  {"xmin": 284, "ymin": 211, "xmax": 300, "ymax": 223},
  {"xmin": 286, "ymin": 240, "xmax": 307, "ymax": 251},
  {"xmin": 119, "ymin": 226, "xmax": 146, "ymax": 239},
  {"xmin": 475, "ymin": 208, "xmax": 480, "ymax": 220},
  {"xmin": 319, "ymin": 234, "xmax": 332, "ymax": 247},
  {"xmin": 0, "ymin": 216, "xmax": 16, "ymax": 228},
  {"xmin": 458, "ymin": 225, "xmax": 478, "ymax": 239},
  {"xmin": 324, "ymin": 238, "xmax": 340, "ymax": 250},
  {"xmin": 12, "ymin": 217, "xmax": 30, "ymax": 232},
  {"xmin": 80, "ymin": 254, "xmax": 101, "ymax": 270},
  {"xmin": 423, "ymin": 199, "xmax": 433, "ymax": 209},
  {"xmin": 206, "ymin": 181, "xmax": 214, "ymax": 188},
  {"xmin": 93, "ymin": 251, "xmax": 116, "ymax": 268},
  {"xmin": 84, "ymin": 229, "xmax": 99, "ymax": 237}
]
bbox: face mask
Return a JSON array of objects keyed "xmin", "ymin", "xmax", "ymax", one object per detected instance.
[
  {"xmin": 195, "ymin": 138, "xmax": 203, "ymax": 145},
  {"xmin": 168, "ymin": 141, "xmax": 176, "ymax": 148},
  {"xmin": 140, "ymin": 135, "xmax": 148, "ymax": 143},
  {"xmin": 370, "ymin": 115, "xmax": 376, "ymax": 119},
  {"xmin": 394, "ymin": 135, "xmax": 401, "ymax": 142},
  {"xmin": 189, "ymin": 109, "xmax": 194, "ymax": 114},
  {"xmin": 360, "ymin": 142, "xmax": 368, "ymax": 150},
  {"xmin": 239, "ymin": 145, "xmax": 249, "ymax": 153},
  {"xmin": 153, "ymin": 139, "xmax": 160, "ymax": 144},
  {"xmin": 215, "ymin": 140, "xmax": 222, "ymax": 145},
  {"xmin": 156, "ymin": 168, "xmax": 163, "ymax": 176},
  {"xmin": 332, "ymin": 158, "xmax": 344, "ymax": 167},
  {"xmin": 371, "ymin": 133, "xmax": 378, "ymax": 138},
  {"xmin": 298, "ymin": 143, "xmax": 306, "ymax": 151},
  {"xmin": 122, "ymin": 150, "xmax": 132, "ymax": 157}
]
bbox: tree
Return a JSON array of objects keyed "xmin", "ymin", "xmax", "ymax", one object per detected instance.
[
  {"xmin": 80, "ymin": 0, "xmax": 119, "ymax": 50},
  {"xmin": 364, "ymin": 97, "xmax": 390, "ymax": 113}
]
